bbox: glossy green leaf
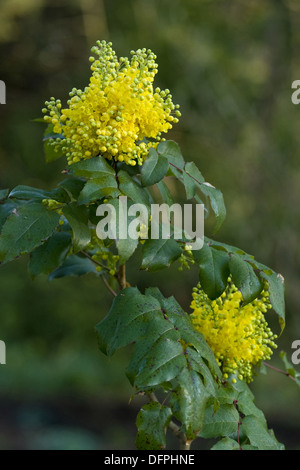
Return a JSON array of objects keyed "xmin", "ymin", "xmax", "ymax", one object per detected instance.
[
  {"xmin": 136, "ymin": 402, "xmax": 172, "ymax": 450},
  {"xmin": 58, "ymin": 177, "xmax": 86, "ymax": 202},
  {"xmin": 48, "ymin": 254, "xmax": 97, "ymax": 279},
  {"xmin": 0, "ymin": 203, "xmax": 60, "ymax": 263},
  {"xmin": 229, "ymin": 253, "xmax": 263, "ymax": 304},
  {"xmin": 211, "ymin": 437, "xmax": 241, "ymax": 451},
  {"xmin": 78, "ymin": 177, "xmax": 120, "ymax": 204},
  {"xmin": 194, "ymin": 243, "xmax": 230, "ymax": 299},
  {"xmin": 28, "ymin": 231, "xmax": 72, "ymax": 278},
  {"xmin": 241, "ymin": 415, "xmax": 283, "ymax": 450},
  {"xmin": 259, "ymin": 269, "xmax": 285, "ymax": 332},
  {"xmin": 183, "ymin": 161, "xmax": 205, "ymax": 200},
  {"xmin": 156, "ymin": 180, "xmax": 174, "ymax": 206},
  {"xmin": 141, "ymin": 238, "xmax": 182, "ymax": 271},
  {"xmin": 118, "ymin": 170, "xmax": 150, "ymax": 206},
  {"xmin": 0, "ymin": 201, "xmax": 20, "ymax": 231},
  {"xmin": 199, "ymin": 404, "xmax": 239, "ymax": 439},
  {"xmin": 157, "ymin": 140, "xmax": 185, "ymax": 173},
  {"xmin": 141, "ymin": 147, "xmax": 169, "ymax": 187},
  {"xmin": 70, "ymin": 155, "xmax": 115, "ymax": 179},
  {"xmin": 62, "ymin": 204, "xmax": 91, "ymax": 252},
  {"xmin": 9, "ymin": 185, "xmax": 68, "ymax": 203},
  {"xmin": 170, "ymin": 368, "xmax": 210, "ymax": 439}
]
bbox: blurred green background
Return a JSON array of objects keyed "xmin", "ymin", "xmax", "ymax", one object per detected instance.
[{"xmin": 0, "ymin": 0, "xmax": 300, "ymax": 450}]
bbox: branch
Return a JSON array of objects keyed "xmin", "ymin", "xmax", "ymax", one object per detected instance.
[
  {"xmin": 81, "ymin": 251, "xmax": 117, "ymax": 297},
  {"xmin": 263, "ymin": 361, "xmax": 297, "ymax": 383},
  {"xmin": 101, "ymin": 274, "xmax": 117, "ymax": 297},
  {"xmin": 118, "ymin": 264, "xmax": 127, "ymax": 290}
]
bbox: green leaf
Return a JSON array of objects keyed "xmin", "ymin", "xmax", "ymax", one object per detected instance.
[
  {"xmin": 241, "ymin": 415, "xmax": 283, "ymax": 450},
  {"xmin": 58, "ymin": 177, "xmax": 86, "ymax": 202},
  {"xmin": 118, "ymin": 170, "xmax": 150, "ymax": 206},
  {"xmin": 183, "ymin": 162, "xmax": 205, "ymax": 200},
  {"xmin": 259, "ymin": 270, "xmax": 285, "ymax": 332},
  {"xmin": 197, "ymin": 182, "xmax": 226, "ymax": 234},
  {"xmin": 62, "ymin": 204, "xmax": 91, "ymax": 252},
  {"xmin": 28, "ymin": 231, "xmax": 72, "ymax": 278},
  {"xmin": 48, "ymin": 254, "xmax": 97, "ymax": 279},
  {"xmin": 170, "ymin": 368, "xmax": 210, "ymax": 439},
  {"xmin": 193, "ymin": 243, "xmax": 230, "ymax": 299},
  {"xmin": 229, "ymin": 253, "xmax": 263, "ymax": 304},
  {"xmin": 96, "ymin": 287, "xmax": 162, "ymax": 356},
  {"xmin": 156, "ymin": 180, "xmax": 174, "ymax": 206},
  {"xmin": 141, "ymin": 148, "xmax": 169, "ymax": 187},
  {"xmin": 104, "ymin": 198, "xmax": 140, "ymax": 264},
  {"xmin": 0, "ymin": 201, "xmax": 20, "ymax": 231},
  {"xmin": 211, "ymin": 437, "xmax": 241, "ymax": 451},
  {"xmin": 0, "ymin": 189, "xmax": 9, "ymax": 201},
  {"xmin": 141, "ymin": 238, "xmax": 182, "ymax": 271},
  {"xmin": 0, "ymin": 203, "xmax": 60, "ymax": 263},
  {"xmin": 136, "ymin": 402, "xmax": 172, "ymax": 450},
  {"xmin": 157, "ymin": 140, "xmax": 185, "ymax": 172},
  {"xmin": 78, "ymin": 178, "xmax": 120, "ymax": 204},
  {"xmin": 70, "ymin": 155, "xmax": 115, "ymax": 179},
  {"xmin": 9, "ymin": 185, "xmax": 68, "ymax": 203},
  {"xmin": 199, "ymin": 404, "xmax": 239, "ymax": 439}
]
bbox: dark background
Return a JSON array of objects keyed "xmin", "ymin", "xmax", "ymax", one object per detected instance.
[{"xmin": 0, "ymin": 0, "xmax": 299, "ymax": 450}]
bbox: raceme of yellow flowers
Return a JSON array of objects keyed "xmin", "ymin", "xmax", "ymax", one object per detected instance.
[
  {"xmin": 43, "ymin": 41, "xmax": 180, "ymax": 166},
  {"xmin": 190, "ymin": 278, "xmax": 278, "ymax": 383}
]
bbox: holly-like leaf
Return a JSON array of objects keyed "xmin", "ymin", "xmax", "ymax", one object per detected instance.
[
  {"xmin": 118, "ymin": 170, "xmax": 150, "ymax": 206},
  {"xmin": 193, "ymin": 243, "xmax": 230, "ymax": 299},
  {"xmin": 70, "ymin": 155, "xmax": 115, "ymax": 179},
  {"xmin": 28, "ymin": 231, "xmax": 72, "ymax": 278},
  {"xmin": 141, "ymin": 147, "xmax": 169, "ymax": 187},
  {"xmin": 9, "ymin": 185, "xmax": 68, "ymax": 203},
  {"xmin": 0, "ymin": 203, "xmax": 60, "ymax": 263},
  {"xmin": 96, "ymin": 287, "xmax": 220, "ymax": 441},
  {"xmin": 156, "ymin": 180, "xmax": 174, "ymax": 206},
  {"xmin": 78, "ymin": 178, "xmax": 120, "ymax": 204},
  {"xmin": 229, "ymin": 252, "xmax": 263, "ymax": 304},
  {"xmin": 199, "ymin": 404, "xmax": 239, "ymax": 439},
  {"xmin": 183, "ymin": 162, "xmax": 205, "ymax": 200},
  {"xmin": 259, "ymin": 269, "xmax": 285, "ymax": 332},
  {"xmin": 170, "ymin": 368, "xmax": 210, "ymax": 440},
  {"xmin": 211, "ymin": 437, "xmax": 241, "ymax": 451},
  {"xmin": 157, "ymin": 140, "xmax": 185, "ymax": 175},
  {"xmin": 58, "ymin": 177, "xmax": 86, "ymax": 202},
  {"xmin": 136, "ymin": 402, "xmax": 172, "ymax": 450},
  {"xmin": 62, "ymin": 204, "xmax": 91, "ymax": 252},
  {"xmin": 241, "ymin": 415, "xmax": 283, "ymax": 450},
  {"xmin": 48, "ymin": 254, "xmax": 97, "ymax": 279},
  {"xmin": 141, "ymin": 238, "xmax": 182, "ymax": 271}
]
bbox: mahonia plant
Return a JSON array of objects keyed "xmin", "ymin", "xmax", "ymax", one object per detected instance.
[{"xmin": 0, "ymin": 40, "xmax": 292, "ymax": 451}]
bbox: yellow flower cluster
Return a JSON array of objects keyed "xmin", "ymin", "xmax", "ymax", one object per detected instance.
[
  {"xmin": 190, "ymin": 278, "xmax": 278, "ymax": 383},
  {"xmin": 43, "ymin": 41, "xmax": 180, "ymax": 166}
]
